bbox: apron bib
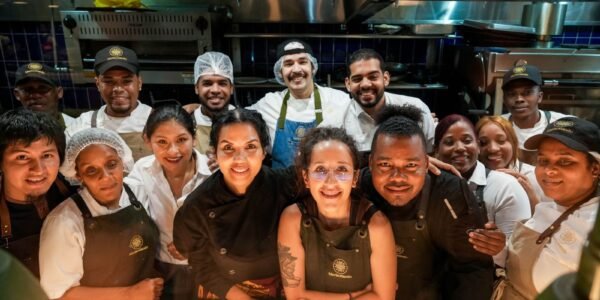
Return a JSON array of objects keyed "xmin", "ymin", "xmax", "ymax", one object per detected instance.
[
  {"xmin": 299, "ymin": 197, "xmax": 378, "ymax": 293},
  {"xmin": 271, "ymin": 87, "xmax": 323, "ymax": 169},
  {"xmin": 194, "ymin": 125, "xmax": 213, "ymax": 155},
  {"xmin": 91, "ymin": 110, "xmax": 152, "ymax": 161},
  {"xmin": 73, "ymin": 184, "xmax": 159, "ymax": 287}
]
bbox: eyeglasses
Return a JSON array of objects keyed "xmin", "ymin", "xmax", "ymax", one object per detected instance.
[
  {"xmin": 308, "ymin": 168, "xmax": 354, "ymax": 182},
  {"xmin": 15, "ymin": 86, "xmax": 53, "ymax": 96}
]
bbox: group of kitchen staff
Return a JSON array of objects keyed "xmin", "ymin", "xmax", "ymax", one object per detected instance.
[{"xmin": 0, "ymin": 37, "xmax": 598, "ymax": 300}]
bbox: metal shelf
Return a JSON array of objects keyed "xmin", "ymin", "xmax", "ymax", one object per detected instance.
[{"xmin": 224, "ymin": 33, "xmax": 447, "ymax": 39}]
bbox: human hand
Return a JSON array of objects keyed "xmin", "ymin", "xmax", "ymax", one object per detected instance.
[
  {"xmin": 127, "ymin": 277, "xmax": 164, "ymax": 300},
  {"xmin": 167, "ymin": 242, "xmax": 186, "ymax": 260},
  {"xmin": 468, "ymin": 222, "xmax": 506, "ymax": 256},
  {"xmin": 497, "ymin": 168, "xmax": 540, "ymax": 212},
  {"xmin": 206, "ymin": 147, "xmax": 219, "ymax": 173},
  {"xmin": 427, "ymin": 156, "xmax": 461, "ymax": 177}
]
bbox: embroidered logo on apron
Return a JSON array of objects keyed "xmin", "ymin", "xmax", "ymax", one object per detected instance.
[
  {"xmin": 396, "ymin": 245, "xmax": 408, "ymax": 259},
  {"xmin": 128, "ymin": 234, "xmax": 148, "ymax": 256},
  {"xmin": 295, "ymin": 127, "xmax": 307, "ymax": 139},
  {"xmin": 328, "ymin": 258, "xmax": 352, "ymax": 279},
  {"xmin": 559, "ymin": 229, "xmax": 576, "ymax": 245}
]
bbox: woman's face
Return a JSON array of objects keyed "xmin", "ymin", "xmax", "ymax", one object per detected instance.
[
  {"xmin": 436, "ymin": 121, "xmax": 479, "ymax": 175},
  {"xmin": 536, "ymin": 138, "xmax": 600, "ymax": 207},
  {"xmin": 303, "ymin": 140, "xmax": 358, "ymax": 216},
  {"xmin": 146, "ymin": 120, "xmax": 194, "ymax": 174},
  {"xmin": 76, "ymin": 144, "xmax": 124, "ymax": 209},
  {"xmin": 215, "ymin": 123, "xmax": 265, "ymax": 196},
  {"xmin": 478, "ymin": 123, "xmax": 514, "ymax": 170}
]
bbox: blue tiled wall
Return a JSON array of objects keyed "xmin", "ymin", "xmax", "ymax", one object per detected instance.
[{"xmin": 1, "ymin": 21, "xmax": 600, "ymax": 114}]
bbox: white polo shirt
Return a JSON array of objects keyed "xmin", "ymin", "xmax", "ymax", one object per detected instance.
[{"xmin": 343, "ymin": 92, "xmax": 435, "ymax": 152}]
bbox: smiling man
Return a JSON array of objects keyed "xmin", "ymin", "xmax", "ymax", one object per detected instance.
[
  {"xmin": 360, "ymin": 104, "xmax": 494, "ymax": 299},
  {"xmin": 0, "ymin": 109, "xmax": 75, "ymax": 278},
  {"xmin": 65, "ymin": 45, "xmax": 153, "ymax": 161},
  {"xmin": 191, "ymin": 52, "xmax": 236, "ymax": 154},
  {"xmin": 248, "ymin": 39, "xmax": 350, "ymax": 169},
  {"xmin": 500, "ymin": 64, "xmax": 569, "ymax": 165},
  {"xmin": 13, "ymin": 62, "xmax": 74, "ymax": 129}
]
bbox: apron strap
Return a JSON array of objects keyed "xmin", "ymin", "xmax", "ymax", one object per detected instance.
[
  {"xmin": 543, "ymin": 110, "xmax": 551, "ymax": 124},
  {"xmin": 536, "ymin": 193, "xmax": 596, "ymax": 244},
  {"xmin": 415, "ymin": 175, "xmax": 431, "ymax": 230},
  {"xmin": 276, "ymin": 86, "xmax": 323, "ymax": 130},
  {"xmin": 123, "ymin": 184, "xmax": 144, "ymax": 211},
  {"xmin": 0, "ymin": 188, "xmax": 12, "ymax": 241},
  {"xmin": 72, "ymin": 192, "xmax": 93, "ymax": 219},
  {"xmin": 91, "ymin": 110, "xmax": 99, "ymax": 128}
]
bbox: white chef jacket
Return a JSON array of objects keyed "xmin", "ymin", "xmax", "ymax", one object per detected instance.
[
  {"xmin": 39, "ymin": 184, "xmax": 148, "ymax": 299},
  {"xmin": 343, "ymin": 92, "xmax": 435, "ymax": 152},
  {"xmin": 501, "ymin": 110, "xmax": 569, "ymax": 150},
  {"xmin": 468, "ymin": 161, "xmax": 532, "ymax": 266},
  {"xmin": 193, "ymin": 104, "xmax": 236, "ymax": 127},
  {"xmin": 527, "ymin": 196, "xmax": 599, "ymax": 292},
  {"xmin": 62, "ymin": 113, "xmax": 75, "ymax": 128},
  {"xmin": 65, "ymin": 101, "xmax": 152, "ymax": 139},
  {"xmin": 126, "ymin": 149, "xmax": 211, "ymax": 265},
  {"xmin": 247, "ymin": 84, "xmax": 351, "ymax": 149}
]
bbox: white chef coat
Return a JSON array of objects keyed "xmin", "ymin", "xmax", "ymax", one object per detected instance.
[
  {"xmin": 65, "ymin": 101, "xmax": 152, "ymax": 139},
  {"xmin": 501, "ymin": 110, "xmax": 569, "ymax": 150},
  {"xmin": 126, "ymin": 149, "xmax": 211, "ymax": 265},
  {"xmin": 62, "ymin": 113, "xmax": 75, "ymax": 128},
  {"xmin": 193, "ymin": 104, "xmax": 236, "ymax": 127},
  {"xmin": 527, "ymin": 196, "xmax": 599, "ymax": 292},
  {"xmin": 247, "ymin": 84, "xmax": 351, "ymax": 149},
  {"xmin": 39, "ymin": 184, "xmax": 148, "ymax": 299},
  {"xmin": 343, "ymin": 92, "xmax": 435, "ymax": 152},
  {"xmin": 468, "ymin": 161, "xmax": 532, "ymax": 266}
]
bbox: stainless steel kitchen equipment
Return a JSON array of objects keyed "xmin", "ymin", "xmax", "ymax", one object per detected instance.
[
  {"xmin": 60, "ymin": 10, "xmax": 212, "ymax": 84},
  {"xmin": 454, "ymin": 47, "xmax": 600, "ymax": 125}
]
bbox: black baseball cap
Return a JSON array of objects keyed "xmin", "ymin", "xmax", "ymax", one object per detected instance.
[
  {"xmin": 502, "ymin": 64, "xmax": 542, "ymax": 89},
  {"xmin": 94, "ymin": 45, "xmax": 139, "ymax": 75},
  {"xmin": 15, "ymin": 62, "xmax": 58, "ymax": 87},
  {"xmin": 276, "ymin": 39, "xmax": 314, "ymax": 59},
  {"xmin": 524, "ymin": 117, "xmax": 600, "ymax": 161}
]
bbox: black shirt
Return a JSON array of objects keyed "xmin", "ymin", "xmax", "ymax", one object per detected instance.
[
  {"xmin": 360, "ymin": 168, "xmax": 494, "ymax": 299},
  {"xmin": 173, "ymin": 166, "xmax": 297, "ymax": 298}
]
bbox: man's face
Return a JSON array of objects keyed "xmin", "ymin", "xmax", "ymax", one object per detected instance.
[
  {"xmin": 369, "ymin": 134, "xmax": 428, "ymax": 206},
  {"xmin": 14, "ymin": 79, "xmax": 63, "ymax": 115},
  {"xmin": 95, "ymin": 68, "xmax": 142, "ymax": 117},
  {"xmin": 503, "ymin": 80, "xmax": 542, "ymax": 121},
  {"xmin": 345, "ymin": 58, "xmax": 389, "ymax": 109},
  {"xmin": 280, "ymin": 53, "xmax": 314, "ymax": 97},
  {"xmin": 1, "ymin": 138, "xmax": 60, "ymax": 201},
  {"xmin": 195, "ymin": 75, "xmax": 233, "ymax": 115}
]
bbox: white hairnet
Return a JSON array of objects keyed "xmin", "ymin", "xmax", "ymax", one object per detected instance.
[
  {"xmin": 194, "ymin": 52, "xmax": 234, "ymax": 85},
  {"xmin": 60, "ymin": 128, "xmax": 134, "ymax": 184},
  {"xmin": 273, "ymin": 53, "xmax": 318, "ymax": 86}
]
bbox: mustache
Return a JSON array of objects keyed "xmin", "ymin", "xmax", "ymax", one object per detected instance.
[{"xmin": 385, "ymin": 182, "xmax": 411, "ymax": 189}]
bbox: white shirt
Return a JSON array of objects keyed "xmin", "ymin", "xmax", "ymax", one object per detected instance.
[
  {"xmin": 247, "ymin": 84, "xmax": 351, "ymax": 149},
  {"xmin": 343, "ymin": 92, "xmax": 435, "ymax": 152},
  {"xmin": 62, "ymin": 113, "xmax": 75, "ymax": 128},
  {"xmin": 528, "ymin": 196, "xmax": 599, "ymax": 292},
  {"xmin": 65, "ymin": 101, "xmax": 153, "ymax": 139},
  {"xmin": 193, "ymin": 104, "xmax": 236, "ymax": 127},
  {"xmin": 126, "ymin": 150, "xmax": 211, "ymax": 264},
  {"xmin": 39, "ymin": 184, "xmax": 149, "ymax": 299},
  {"xmin": 501, "ymin": 110, "xmax": 569, "ymax": 150},
  {"xmin": 468, "ymin": 161, "xmax": 531, "ymax": 266}
]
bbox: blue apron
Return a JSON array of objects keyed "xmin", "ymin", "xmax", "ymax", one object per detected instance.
[{"xmin": 271, "ymin": 87, "xmax": 323, "ymax": 169}]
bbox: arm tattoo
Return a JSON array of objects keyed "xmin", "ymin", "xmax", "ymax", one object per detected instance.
[{"xmin": 278, "ymin": 242, "xmax": 301, "ymax": 288}]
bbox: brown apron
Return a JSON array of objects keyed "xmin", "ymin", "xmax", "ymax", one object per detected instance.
[
  {"xmin": 497, "ymin": 196, "xmax": 592, "ymax": 300},
  {"xmin": 194, "ymin": 124, "xmax": 212, "ymax": 155},
  {"xmin": 91, "ymin": 110, "xmax": 152, "ymax": 161}
]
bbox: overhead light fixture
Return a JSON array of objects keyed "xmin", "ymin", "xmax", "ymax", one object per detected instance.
[
  {"xmin": 48, "ymin": 4, "xmax": 59, "ymax": 8},
  {"xmin": 13, "ymin": 1, "xmax": 28, "ymax": 4}
]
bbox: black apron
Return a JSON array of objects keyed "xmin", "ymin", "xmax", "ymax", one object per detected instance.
[
  {"xmin": 299, "ymin": 197, "xmax": 378, "ymax": 293},
  {"xmin": 72, "ymin": 184, "xmax": 159, "ymax": 287},
  {"xmin": 204, "ymin": 199, "xmax": 282, "ymax": 299},
  {"xmin": 391, "ymin": 175, "xmax": 442, "ymax": 300}
]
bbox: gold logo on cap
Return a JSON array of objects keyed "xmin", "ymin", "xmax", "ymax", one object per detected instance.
[
  {"xmin": 513, "ymin": 66, "xmax": 526, "ymax": 74},
  {"xmin": 554, "ymin": 120, "xmax": 574, "ymax": 128},
  {"xmin": 332, "ymin": 258, "xmax": 348, "ymax": 275},
  {"xmin": 27, "ymin": 63, "xmax": 43, "ymax": 71},
  {"xmin": 109, "ymin": 47, "xmax": 124, "ymax": 57}
]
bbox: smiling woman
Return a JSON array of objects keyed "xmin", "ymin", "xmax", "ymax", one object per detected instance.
[{"xmin": 173, "ymin": 108, "xmax": 298, "ymax": 299}]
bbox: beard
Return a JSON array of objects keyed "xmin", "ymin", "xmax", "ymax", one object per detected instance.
[{"xmin": 352, "ymin": 89, "xmax": 384, "ymax": 109}]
